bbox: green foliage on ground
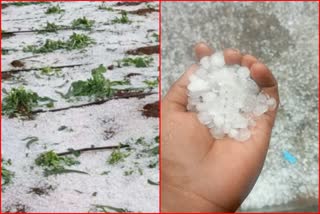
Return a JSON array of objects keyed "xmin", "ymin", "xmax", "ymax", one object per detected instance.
[
  {"xmin": 35, "ymin": 151, "xmax": 86, "ymax": 176},
  {"xmin": 45, "ymin": 5, "xmax": 65, "ymax": 14},
  {"xmin": 112, "ymin": 11, "xmax": 131, "ymax": 24},
  {"xmin": 23, "ymin": 33, "xmax": 95, "ymax": 53},
  {"xmin": 2, "ymin": 87, "xmax": 55, "ymax": 118},
  {"xmin": 107, "ymin": 148, "xmax": 130, "ymax": 165},
  {"xmin": 98, "ymin": 3, "xmax": 114, "ymax": 11},
  {"xmin": 143, "ymin": 79, "xmax": 158, "ymax": 88},
  {"xmin": 119, "ymin": 56, "xmax": 153, "ymax": 68},
  {"xmin": 2, "ymin": 159, "xmax": 14, "ymax": 189},
  {"xmin": 72, "ymin": 17, "xmax": 95, "ymax": 30},
  {"xmin": 66, "ymin": 65, "xmax": 129, "ymax": 99}
]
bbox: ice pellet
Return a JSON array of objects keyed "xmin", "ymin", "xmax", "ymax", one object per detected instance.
[{"xmin": 187, "ymin": 52, "xmax": 277, "ymax": 141}]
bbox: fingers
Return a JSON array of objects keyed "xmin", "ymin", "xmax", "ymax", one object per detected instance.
[
  {"xmin": 194, "ymin": 43, "xmax": 214, "ymax": 61},
  {"xmin": 224, "ymin": 49, "xmax": 242, "ymax": 65},
  {"xmin": 241, "ymin": 55, "xmax": 258, "ymax": 68},
  {"xmin": 250, "ymin": 63, "xmax": 277, "ymax": 88},
  {"xmin": 241, "ymin": 54, "xmax": 278, "ymax": 101},
  {"xmin": 250, "ymin": 62, "xmax": 279, "ymax": 107},
  {"xmin": 250, "ymin": 62, "xmax": 279, "ymax": 127},
  {"xmin": 164, "ymin": 43, "xmax": 214, "ymax": 112}
]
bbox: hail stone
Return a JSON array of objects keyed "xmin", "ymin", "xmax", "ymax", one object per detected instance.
[{"xmin": 187, "ymin": 52, "xmax": 276, "ymax": 141}]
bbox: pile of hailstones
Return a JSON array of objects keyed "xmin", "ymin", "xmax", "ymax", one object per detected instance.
[{"xmin": 187, "ymin": 52, "xmax": 276, "ymax": 141}]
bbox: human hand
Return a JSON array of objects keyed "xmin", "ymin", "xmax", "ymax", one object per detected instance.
[{"xmin": 161, "ymin": 43, "xmax": 279, "ymax": 212}]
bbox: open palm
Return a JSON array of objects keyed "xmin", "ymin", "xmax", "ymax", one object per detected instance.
[{"xmin": 161, "ymin": 43, "xmax": 279, "ymax": 212}]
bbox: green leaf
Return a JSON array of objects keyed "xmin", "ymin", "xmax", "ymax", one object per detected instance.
[
  {"xmin": 66, "ymin": 65, "xmax": 130, "ymax": 99},
  {"xmin": 2, "ymin": 159, "xmax": 14, "ymax": 189},
  {"xmin": 100, "ymin": 171, "xmax": 110, "ymax": 175},
  {"xmin": 45, "ymin": 5, "xmax": 65, "ymax": 14},
  {"xmin": 38, "ymin": 22, "xmax": 61, "ymax": 33},
  {"xmin": 107, "ymin": 148, "xmax": 129, "ymax": 165},
  {"xmin": 2, "ymin": 87, "xmax": 55, "ymax": 118},
  {"xmin": 35, "ymin": 150, "xmax": 81, "ymax": 176},
  {"xmin": 98, "ymin": 4, "xmax": 113, "ymax": 11},
  {"xmin": 22, "ymin": 136, "xmax": 39, "ymax": 149},
  {"xmin": 92, "ymin": 64, "xmax": 107, "ymax": 75},
  {"xmin": 120, "ymin": 56, "xmax": 153, "ymax": 68},
  {"xmin": 147, "ymin": 179, "xmax": 159, "ymax": 185},
  {"xmin": 147, "ymin": 145, "xmax": 159, "ymax": 156},
  {"xmin": 2, "ymin": 88, "xmax": 8, "ymax": 94},
  {"xmin": 143, "ymin": 79, "xmax": 158, "ymax": 88},
  {"xmin": 72, "ymin": 17, "xmax": 95, "ymax": 30},
  {"xmin": 111, "ymin": 11, "xmax": 131, "ymax": 24},
  {"xmin": 23, "ymin": 33, "xmax": 94, "ymax": 53}
]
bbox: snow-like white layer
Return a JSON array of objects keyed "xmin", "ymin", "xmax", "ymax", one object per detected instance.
[
  {"xmin": 2, "ymin": 96, "xmax": 159, "ymax": 212},
  {"xmin": 187, "ymin": 52, "xmax": 276, "ymax": 141}
]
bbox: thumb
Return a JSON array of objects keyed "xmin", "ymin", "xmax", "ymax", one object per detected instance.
[
  {"xmin": 163, "ymin": 43, "xmax": 213, "ymax": 112},
  {"xmin": 163, "ymin": 64, "xmax": 199, "ymax": 112}
]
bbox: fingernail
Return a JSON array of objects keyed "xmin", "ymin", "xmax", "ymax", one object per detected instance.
[
  {"xmin": 230, "ymin": 48, "xmax": 240, "ymax": 53},
  {"xmin": 194, "ymin": 42, "xmax": 207, "ymax": 49}
]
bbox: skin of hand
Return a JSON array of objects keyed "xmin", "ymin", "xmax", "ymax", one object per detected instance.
[{"xmin": 161, "ymin": 43, "xmax": 279, "ymax": 212}]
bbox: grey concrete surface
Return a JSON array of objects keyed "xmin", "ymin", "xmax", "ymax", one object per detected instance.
[{"xmin": 161, "ymin": 2, "xmax": 318, "ymax": 211}]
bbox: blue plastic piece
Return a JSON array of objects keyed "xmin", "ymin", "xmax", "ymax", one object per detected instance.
[{"xmin": 282, "ymin": 150, "xmax": 297, "ymax": 164}]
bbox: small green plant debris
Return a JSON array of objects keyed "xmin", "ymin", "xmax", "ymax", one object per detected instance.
[
  {"xmin": 107, "ymin": 148, "xmax": 129, "ymax": 165},
  {"xmin": 112, "ymin": 11, "xmax": 131, "ymax": 24},
  {"xmin": 22, "ymin": 136, "xmax": 39, "ymax": 149},
  {"xmin": 92, "ymin": 204, "xmax": 130, "ymax": 212},
  {"xmin": 68, "ymin": 33, "xmax": 95, "ymax": 49},
  {"xmin": 101, "ymin": 171, "xmax": 110, "ymax": 175},
  {"xmin": 2, "ymin": 87, "xmax": 55, "ymax": 118},
  {"xmin": 35, "ymin": 151, "xmax": 79, "ymax": 169},
  {"xmin": 147, "ymin": 179, "xmax": 159, "ymax": 185},
  {"xmin": 66, "ymin": 65, "xmax": 129, "ymax": 99},
  {"xmin": 135, "ymin": 137, "xmax": 148, "ymax": 146},
  {"xmin": 39, "ymin": 22, "xmax": 61, "ymax": 33},
  {"xmin": 120, "ymin": 56, "xmax": 153, "ymax": 68},
  {"xmin": 45, "ymin": 5, "xmax": 65, "ymax": 14},
  {"xmin": 146, "ymin": 145, "xmax": 159, "ymax": 156},
  {"xmin": 151, "ymin": 33, "xmax": 159, "ymax": 42},
  {"xmin": 23, "ymin": 33, "xmax": 94, "ymax": 53},
  {"xmin": 72, "ymin": 17, "xmax": 95, "ymax": 30},
  {"xmin": 40, "ymin": 66, "xmax": 61, "ymax": 76},
  {"xmin": 2, "ymin": 49, "xmax": 9, "ymax": 55},
  {"xmin": 148, "ymin": 160, "xmax": 158, "ymax": 168},
  {"xmin": 154, "ymin": 135, "xmax": 159, "ymax": 143},
  {"xmin": 2, "ymin": 159, "xmax": 14, "ymax": 188},
  {"xmin": 124, "ymin": 169, "xmax": 134, "ymax": 176},
  {"xmin": 143, "ymin": 79, "xmax": 158, "ymax": 88},
  {"xmin": 35, "ymin": 150, "xmax": 87, "ymax": 176},
  {"xmin": 98, "ymin": 3, "xmax": 113, "ymax": 11}
]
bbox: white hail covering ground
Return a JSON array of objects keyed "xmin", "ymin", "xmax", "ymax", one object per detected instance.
[
  {"xmin": 187, "ymin": 52, "xmax": 276, "ymax": 141},
  {"xmin": 2, "ymin": 2, "xmax": 159, "ymax": 212}
]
